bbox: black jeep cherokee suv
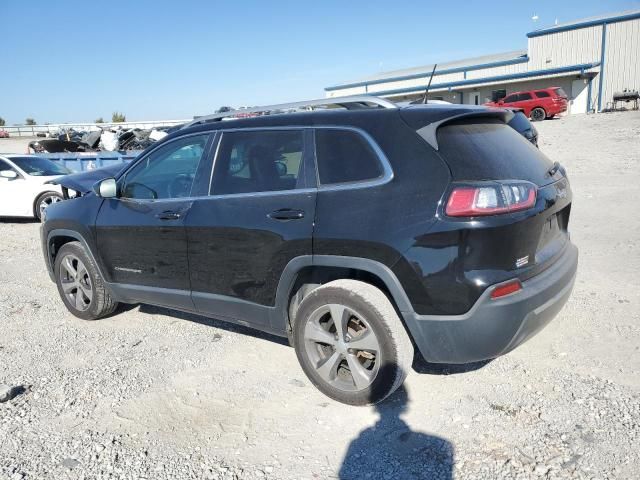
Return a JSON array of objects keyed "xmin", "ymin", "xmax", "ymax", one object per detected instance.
[{"xmin": 41, "ymin": 97, "xmax": 578, "ymax": 405}]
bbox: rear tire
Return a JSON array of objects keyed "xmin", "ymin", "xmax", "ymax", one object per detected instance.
[
  {"xmin": 34, "ymin": 191, "xmax": 63, "ymax": 221},
  {"xmin": 530, "ymin": 107, "xmax": 546, "ymax": 122},
  {"xmin": 293, "ymin": 279, "xmax": 413, "ymax": 406},
  {"xmin": 54, "ymin": 242, "xmax": 118, "ymax": 320}
]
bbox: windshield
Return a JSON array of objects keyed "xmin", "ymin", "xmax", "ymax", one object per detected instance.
[{"xmin": 10, "ymin": 157, "xmax": 71, "ymax": 176}]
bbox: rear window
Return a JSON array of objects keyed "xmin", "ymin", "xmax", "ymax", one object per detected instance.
[
  {"xmin": 554, "ymin": 88, "xmax": 568, "ymax": 98},
  {"xmin": 535, "ymin": 91, "xmax": 551, "ymax": 98},
  {"xmin": 315, "ymin": 129, "xmax": 383, "ymax": 185},
  {"xmin": 436, "ymin": 119, "xmax": 555, "ymax": 186}
]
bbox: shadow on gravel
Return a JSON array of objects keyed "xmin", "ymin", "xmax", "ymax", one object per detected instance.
[
  {"xmin": 339, "ymin": 365, "xmax": 454, "ymax": 480},
  {"xmin": 412, "ymin": 356, "xmax": 493, "ymax": 376},
  {"xmin": 0, "ymin": 218, "xmax": 39, "ymax": 224},
  {"xmin": 137, "ymin": 304, "xmax": 290, "ymax": 346}
]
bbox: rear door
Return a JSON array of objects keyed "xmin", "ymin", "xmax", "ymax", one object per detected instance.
[
  {"xmin": 516, "ymin": 92, "xmax": 535, "ymax": 116},
  {"xmin": 94, "ymin": 133, "xmax": 213, "ymax": 309},
  {"xmin": 186, "ymin": 128, "xmax": 316, "ymax": 328}
]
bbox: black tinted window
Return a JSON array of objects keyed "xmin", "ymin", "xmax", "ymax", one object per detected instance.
[
  {"xmin": 315, "ymin": 129, "xmax": 383, "ymax": 184},
  {"xmin": 122, "ymin": 135, "xmax": 208, "ymax": 199},
  {"xmin": 437, "ymin": 119, "xmax": 554, "ymax": 186},
  {"xmin": 517, "ymin": 93, "xmax": 532, "ymax": 101},
  {"xmin": 535, "ymin": 90, "xmax": 550, "ymax": 98},
  {"xmin": 502, "ymin": 95, "xmax": 518, "ymax": 103},
  {"xmin": 212, "ymin": 130, "xmax": 304, "ymax": 195}
]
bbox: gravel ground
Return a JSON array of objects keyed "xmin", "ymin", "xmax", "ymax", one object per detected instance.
[
  {"xmin": 0, "ymin": 137, "xmax": 37, "ymax": 154},
  {"xmin": 1, "ymin": 111, "xmax": 639, "ymax": 480}
]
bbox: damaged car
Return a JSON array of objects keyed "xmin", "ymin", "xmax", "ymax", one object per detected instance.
[{"xmin": 0, "ymin": 155, "xmax": 70, "ymax": 220}]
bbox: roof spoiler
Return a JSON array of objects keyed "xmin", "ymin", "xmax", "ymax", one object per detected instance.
[{"xmin": 415, "ymin": 109, "xmax": 514, "ymax": 150}]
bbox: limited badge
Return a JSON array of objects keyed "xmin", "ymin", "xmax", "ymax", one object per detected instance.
[{"xmin": 515, "ymin": 255, "xmax": 529, "ymax": 268}]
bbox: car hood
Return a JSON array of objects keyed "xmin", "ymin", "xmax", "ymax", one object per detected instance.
[{"xmin": 46, "ymin": 163, "xmax": 127, "ymax": 193}]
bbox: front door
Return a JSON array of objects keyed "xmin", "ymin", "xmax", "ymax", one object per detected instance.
[
  {"xmin": 469, "ymin": 92, "xmax": 480, "ymax": 105},
  {"xmin": 186, "ymin": 129, "xmax": 316, "ymax": 328},
  {"xmin": 0, "ymin": 158, "xmax": 28, "ymax": 217},
  {"xmin": 95, "ymin": 133, "xmax": 213, "ymax": 310}
]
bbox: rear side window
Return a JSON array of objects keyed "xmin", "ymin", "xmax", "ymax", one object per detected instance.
[
  {"xmin": 517, "ymin": 93, "xmax": 532, "ymax": 101},
  {"xmin": 211, "ymin": 130, "xmax": 305, "ymax": 195},
  {"xmin": 315, "ymin": 129, "xmax": 383, "ymax": 185},
  {"xmin": 554, "ymin": 88, "xmax": 568, "ymax": 98},
  {"xmin": 535, "ymin": 91, "xmax": 551, "ymax": 98},
  {"xmin": 436, "ymin": 119, "xmax": 554, "ymax": 186}
]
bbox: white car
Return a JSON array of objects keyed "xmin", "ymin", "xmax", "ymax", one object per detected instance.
[{"xmin": 0, "ymin": 154, "xmax": 70, "ymax": 220}]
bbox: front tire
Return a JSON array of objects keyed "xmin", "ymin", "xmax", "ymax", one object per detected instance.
[
  {"xmin": 293, "ymin": 280, "xmax": 413, "ymax": 406},
  {"xmin": 54, "ymin": 242, "xmax": 118, "ymax": 320},
  {"xmin": 35, "ymin": 191, "xmax": 63, "ymax": 221},
  {"xmin": 530, "ymin": 107, "xmax": 546, "ymax": 122}
]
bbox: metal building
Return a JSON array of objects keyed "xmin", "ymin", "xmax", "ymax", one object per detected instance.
[{"xmin": 325, "ymin": 9, "xmax": 640, "ymax": 114}]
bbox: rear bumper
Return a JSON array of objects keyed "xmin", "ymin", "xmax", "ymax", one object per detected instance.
[{"xmin": 403, "ymin": 243, "xmax": 578, "ymax": 363}]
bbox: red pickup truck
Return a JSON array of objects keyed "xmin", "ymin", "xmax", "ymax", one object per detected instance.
[{"xmin": 485, "ymin": 87, "xmax": 568, "ymax": 121}]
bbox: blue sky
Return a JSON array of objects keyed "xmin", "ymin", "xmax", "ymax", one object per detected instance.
[{"xmin": 1, "ymin": 0, "xmax": 638, "ymax": 124}]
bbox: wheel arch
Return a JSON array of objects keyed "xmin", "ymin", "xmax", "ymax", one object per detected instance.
[
  {"xmin": 46, "ymin": 229, "xmax": 106, "ymax": 283},
  {"xmin": 274, "ymin": 255, "xmax": 414, "ymax": 334},
  {"xmin": 33, "ymin": 189, "xmax": 62, "ymax": 218}
]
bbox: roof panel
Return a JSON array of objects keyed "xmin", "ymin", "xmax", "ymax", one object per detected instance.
[
  {"xmin": 527, "ymin": 9, "xmax": 640, "ymax": 37},
  {"xmin": 326, "ymin": 50, "xmax": 528, "ymax": 91}
]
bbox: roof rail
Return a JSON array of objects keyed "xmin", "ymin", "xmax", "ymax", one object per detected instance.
[{"xmin": 182, "ymin": 95, "xmax": 397, "ymax": 129}]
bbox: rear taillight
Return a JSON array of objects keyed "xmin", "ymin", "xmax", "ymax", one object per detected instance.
[{"xmin": 445, "ymin": 181, "xmax": 537, "ymax": 217}]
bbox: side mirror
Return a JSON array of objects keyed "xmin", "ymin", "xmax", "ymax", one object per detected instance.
[
  {"xmin": 0, "ymin": 170, "xmax": 18, "ymax": 179},
  {"xmin": 93, "ymin": 177, "xmax": 117, "ymax": 198}
]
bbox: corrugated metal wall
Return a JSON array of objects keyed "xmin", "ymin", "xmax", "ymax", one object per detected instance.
[
  {"xmin": 527, "ymin": 27, "xmax": 602, "ymax": 70},
  {"xmin": 602, "ymin": 18, "xmax": 640, "ymax": 109}
]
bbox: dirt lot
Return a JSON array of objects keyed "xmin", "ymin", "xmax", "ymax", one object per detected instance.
[
  {"xmin": 0, "ymin": 137, "xmax": 36, "ymax": 154},
  {"xmin": 1, "ymin": 112, "xmax": 639, "ymax": 480}
]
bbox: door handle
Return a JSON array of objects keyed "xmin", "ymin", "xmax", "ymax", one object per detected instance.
[
  {"xmin": 155, "ymin": 210, "xmax": 183, "ymax": 220},
  {"xmin": 267, "ymin": 209, "xmax": 305, "ymax": 221}
]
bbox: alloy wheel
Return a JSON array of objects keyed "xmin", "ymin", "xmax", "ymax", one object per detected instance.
[
  {"xmin": 59, "ymin": 254, "xmax": 93, "ymax": 311},
  {"xmin": 39, "ymin": 194, "xmax": 61, "ymax": 219},
  {"xmin": 303, "ymin": 303, "xmax": 381, "ymax": 391}
]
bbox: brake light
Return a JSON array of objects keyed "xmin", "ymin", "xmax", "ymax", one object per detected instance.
[
  {"xmin": 491, "ymin": 279, "xmax": 522, "ymax": 299},
  {"xmin": 445, "ymin": 181, "xmax": 537, "ymax": 217}
]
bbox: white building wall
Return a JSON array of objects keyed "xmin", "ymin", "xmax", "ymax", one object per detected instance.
[
  {"xmin": 527, "ymin": 26, "xmax": 602, "ymax": 70},
  {"xmin": 464, "ymin": 62, "xmax": 528, "ymax": 80},
  {"xmin": 601, "ymin": 18, "xmax": 640, "ymax": 108}
]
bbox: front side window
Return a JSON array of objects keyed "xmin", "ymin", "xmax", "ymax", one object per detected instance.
[
  {"xmin": 517, "ymin": 93, "xmax": 533, "ymax": 101},
  {"xmin": 502, "ymin": 94, "xmax": 518, "ymax": 103},
  {"xmin": 211, "ymin": 130, "xmax": 305, "ymax": 195},
  {"xmin": 0, "ymin": 159, "xmax": 15, "ymax": 173},
  {"xmin": 121, "ymin": 134, "xmax": 208, "ymax": 199},
  {"xmin": 315, "ymin": 129, "xmax": 383, "ymax": 185}
]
